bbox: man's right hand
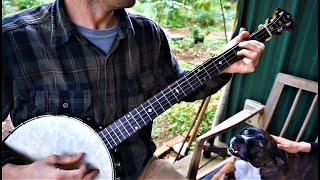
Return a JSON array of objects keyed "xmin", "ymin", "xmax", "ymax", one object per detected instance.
[
  {"xmin": 271, "ymin": 135, "xmax": 312, "ymax": 153},
  {"xmin": 2, "ymin": 153, "xmax": 99, "ymax": 179}
]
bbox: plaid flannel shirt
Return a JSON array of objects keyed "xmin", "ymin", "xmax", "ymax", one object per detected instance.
[{"xmin": 2, "ymin": 0, "xmax": 231, "ymax": 179}]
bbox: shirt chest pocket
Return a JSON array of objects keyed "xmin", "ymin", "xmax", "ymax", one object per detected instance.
[
  {"xmin": 34, "ymin": 90, "xmax": 92, "ymax": 115},
  {"xmin": 15, "ymin": 90, "xmax": 92, "ymax": 124}
]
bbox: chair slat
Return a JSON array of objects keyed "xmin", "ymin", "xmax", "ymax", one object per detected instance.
[{"xmin": 296, "ymin": 94, "xmax": 318, "ymax": 141}]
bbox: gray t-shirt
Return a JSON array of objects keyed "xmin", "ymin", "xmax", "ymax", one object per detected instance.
[{"xmin": 75, "ymin": 23, "xmax": 118, "ymax": 55}]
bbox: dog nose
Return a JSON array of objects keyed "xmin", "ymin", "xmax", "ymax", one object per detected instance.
[{"xmin": 235, "ymin": 135, "xmax": 245, "ymax": 144}]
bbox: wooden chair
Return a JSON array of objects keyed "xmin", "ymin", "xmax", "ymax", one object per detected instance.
[{"xmin": 186, "ymin": 72, "xmax": 318, "ymax": 179}]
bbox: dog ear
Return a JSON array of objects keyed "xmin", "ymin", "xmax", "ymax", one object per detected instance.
[{"xmin": 273, "ymin": 146, "xmax": 288, "ymax": 175}]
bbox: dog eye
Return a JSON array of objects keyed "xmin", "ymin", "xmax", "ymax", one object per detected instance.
[{"xmin": 243, "ymin": 129, "xmax": 249, "ymax": 134}]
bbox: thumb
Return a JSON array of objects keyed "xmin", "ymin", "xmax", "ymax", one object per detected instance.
[{"xmin": 47, "ymin": 153, "xmax": 84, "ymax": 165}]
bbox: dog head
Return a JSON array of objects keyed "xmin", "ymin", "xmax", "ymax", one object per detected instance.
[{"xmin": 228, "ymin": 127, "xmax": 288, "ymax": 175}]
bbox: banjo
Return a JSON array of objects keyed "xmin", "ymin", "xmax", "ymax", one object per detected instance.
[{"xmin": 4, "ymin": 8, "xmax": 292, "ymax": 179}]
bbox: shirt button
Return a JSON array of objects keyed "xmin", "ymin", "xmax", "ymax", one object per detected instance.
[
  {"xmin": 62, "ymin": 103, "xmax": 69, "ymax": 108},
  {"xmin": 115, "ymin": 162, "xmax": 121, "ymax": 167},
  {"xmin": 87, "ymin": 118, "xmax": 91, "ymax": 121}
]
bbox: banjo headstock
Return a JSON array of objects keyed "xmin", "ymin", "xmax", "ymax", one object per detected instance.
[
  {"xmin": 260, "ymin": 8, "xmax": 293, "ymax": 41},
  {"xmin": 264, "ymin": 8, "xmax": 293, "ymax": 39}
]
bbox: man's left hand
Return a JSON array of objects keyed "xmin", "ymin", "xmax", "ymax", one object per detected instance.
[{"xmin": 221, "ymin": 31, "xmax": 265, "ymax": 74}]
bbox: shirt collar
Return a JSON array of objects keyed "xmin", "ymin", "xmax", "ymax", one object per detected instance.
[{"xmin": 50, "ymin": 0, "xmax": 135, "ymax": 48}]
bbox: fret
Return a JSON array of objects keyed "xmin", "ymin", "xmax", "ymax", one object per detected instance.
[
  {"xmin": 118, "ymin": 118, "xmax": 130, "ymax": 137},
  {"xmin": 114, "ymin": 121, "xmax": 127, "ymax": 138},
  {"xmin": 135, "ymin": 108, "xmax": 147, "ymax": 125},
  {"xmin": 109, "ymin": 124, "xmax": 122, "ymax": 144},
  {"xmin": 184, "ymin": 75, "xmax": 195, "ymax": 91},
  {"xmin": 157, "ymin": 94, "xmax": 172, "ymax": 110},
  {"xmin": 161, "ymin": 91, "xmax": 172, "ymax": 107},
  {"xmin": 102, "ymin": 128, "xmax": 118, "ymax": 148},
  {"xmin": 212, "ymin": 60, "xmax": 221, "ymax": 73},
  {"xmin": 199, "ymin": 66, "xmax": 212, "ymax": 80},
  {"xmin": 178, "ymin": 78, "xmax": 192, "ymax": 96},
  {"xmin": 232, "ymin": 48, "xmax": 240, "ymax": 59},
  {"xmin": 123, "ymin": 116, "xmax": 135, "ymax": 134},
  {"xmin": 141, "ymin": 103, "xmax": 157, "ymax": 121},
  {"xmin": 252, "ymin": 33, "xmax": 259, "ymax": 40},
  {"xmin": 194, "ymin": 72, "xmax": 203, "ymax": 86},
  {"xmin": 98, "ymin": 131, "xmax": 113, "ymax": 149},
  {"xmin": 149, "ymin": 96, "xmax": 165, "ymax": 116},
  {"xmin": 163, "ymin": 87, "xmax": 180, "ymax": 105},
  {"xmin": 154, "ymin": 94, "xmax": 166, "ymax": 111},
  {"xmin": 147, "ymin": 100, "xmax": 159, "ymax": 116},
  {"xmin": 195, "ymin": 69, "xmax": 205, "ymax": 82},
  {"xmin": 167, "ymin": 85, "xmax": 179, "ymax": 102},
  {"xmin": 137, "ymin": 105, "xmax": 152, "ymax": 125},
  {"xmin": 222, "ymin": 55, "xmax": 230, "ymax": 65},
  {"xmin": 173, "ymin": 81, "xmax": 187, "ymax": 97},
  {"xmin": 129, "ymin": 111, "xmax": 141, "ymax": 130}
]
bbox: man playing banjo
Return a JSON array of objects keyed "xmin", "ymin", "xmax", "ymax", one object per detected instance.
[{"xmin": 2, "ymin": 0, "xmax": 264, "ymax": 179}]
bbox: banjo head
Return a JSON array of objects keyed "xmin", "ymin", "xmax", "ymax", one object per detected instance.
[{"xmin": 4, "ymin": 115, "xmax": 114, "ymax": 179}]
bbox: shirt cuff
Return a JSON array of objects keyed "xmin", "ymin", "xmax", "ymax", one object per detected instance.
[
  {"xmin": 309, "ymin": 142, "xmax": 318, "ymax": 156},
  {"xmin": 2, "ymin": 143, "xmax": 25, "ymax": 167}
]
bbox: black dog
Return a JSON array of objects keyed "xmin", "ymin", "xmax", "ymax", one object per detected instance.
[{"xmin": 227, "ymin": 127, "xmax": 318, "ymax": 180}]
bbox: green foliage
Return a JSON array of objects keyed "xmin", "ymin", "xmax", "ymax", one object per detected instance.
[
  {"xmin": 194, "ymin": 0, "xmax": 212, "ymax": 10},
  {"xmin": 191, "ymin": 25, "xmax": 201, "ymax": 38},
  {"xmin": 16, "ymin": 0, "xmax": 42, "ymax": 10},
  {"xmin": 178, "ymin": 60, "xmax": 197, "ymax": 70},
  {"xmin": 2, "ymin": 0, "xmax": 53, "ymax": 18},
  {"xmin": 2, "ymin": 0, "xmax": 11, "ymax": 17},
  {"xmin": 132, "ymin": 1, "xmax": 193, "ymax": 28},
  {"xmin": 153, "ymin": 90, "xmax": 221, "ymax": 136}
]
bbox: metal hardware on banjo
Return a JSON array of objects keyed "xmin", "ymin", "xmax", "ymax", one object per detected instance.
[{"xmin": 3, "ymin": 8, "xmax": 292, "ymax": 179}]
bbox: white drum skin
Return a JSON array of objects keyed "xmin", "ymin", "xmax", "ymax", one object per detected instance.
[{"xmin": 4, "ymin": 115, "xmax": 114, "ymax": 179}]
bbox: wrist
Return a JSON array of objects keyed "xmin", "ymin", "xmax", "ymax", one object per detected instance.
[
  {"xmin": 299, "ymin": 141, "xmax": 311, "ymax": 153},
  {"xmin": 2, "ymin": 163, "xmax": 25, "ymax": 179}
]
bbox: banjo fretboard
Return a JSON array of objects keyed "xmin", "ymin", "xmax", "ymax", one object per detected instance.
[{"xmin": 98, "ymin": 10, "xmax": 293, "ymax": 149}]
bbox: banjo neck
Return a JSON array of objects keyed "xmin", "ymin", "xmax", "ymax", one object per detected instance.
[
  {"xmin": 98, "ymin": 8, "xmax": 293, "ymax": 150},
  {"xmin": 98, "ymin": 27, "xmax": 270, "ymax": 150}
]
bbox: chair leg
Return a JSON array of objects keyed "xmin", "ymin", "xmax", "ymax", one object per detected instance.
[
  {"xmin": 203, "ymin": 137, "xmax": 215, "ymax": 158},
  {"xmin": 203, "ymin": 137, "xmax": 229, "ymax": 158}
]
